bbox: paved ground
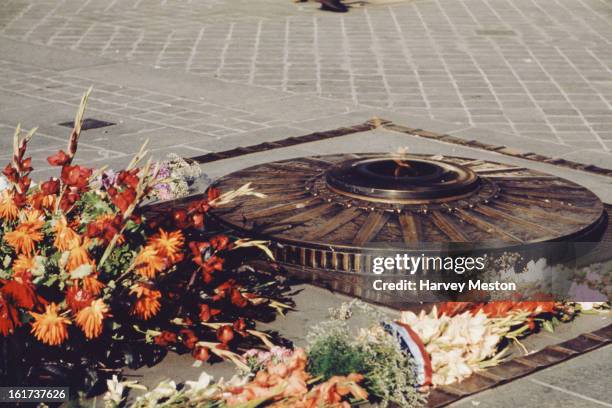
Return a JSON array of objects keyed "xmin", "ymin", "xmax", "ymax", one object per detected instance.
[
  {"xmin": 1, "ymin": 0, "xmax": 611, "ymax": 407},
  {"xmin": 1, "ymin": 0, "xmax": 612, "ymax": 173}
]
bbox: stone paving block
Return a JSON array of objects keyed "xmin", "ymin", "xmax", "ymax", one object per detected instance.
[
  {"xmin": 0, "ymin": 37, "xmax": 115, "ymax": 71},
  {"xmin": 67, "ymin": 62, "xmax": 284, "ymax": 106}
]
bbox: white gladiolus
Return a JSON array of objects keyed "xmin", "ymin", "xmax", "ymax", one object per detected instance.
[{"xmin": 400, "ymin": 306, "xmax": 523, "ymax": 386}]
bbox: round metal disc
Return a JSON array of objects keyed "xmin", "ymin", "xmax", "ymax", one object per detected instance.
[{"xmin": 210, "ymin": 153, "xmax": 606, "ymax": 252}]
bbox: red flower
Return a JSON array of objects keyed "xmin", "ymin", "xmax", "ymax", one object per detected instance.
[
  {"xmin": 210, "ymin": 235, "xmax": 231, "ymax": 251},
  {"xmin": 154, "ymin": 331, "xmax": 178, "ymax": 347},
  {"xmin": 41, "ymin": 179, "xmax": 60, "ymax": 195},
  {"xmin": 230, "ymin": 288, "xmax": 248, "ymax": 308},
  {"xmin": 198, "ymin": 304, "xmax": 221, "ymax": 322},
  {"xmin": 0, "ymin": 294, "xmax": 20, "ymax": 336},
  {"xmin": 213, "ymin": 280, "xmax": 240, "ymax": 302},
  {"xmin": 187, "ymin": 199, "xmax": 213, "ymax": 229},
  {"xmin": 527, "ymin": 317, "xmax": 536, "ymax": 331},
  {"xmin": 216, "ymin": 325, "xmax": 234, "ymax": 344},
  {"xmin": 192, "ymin": 345, "xmax": 210, "ymax": 361},
  {"xmin": 0, "ymin": 280, "xmax": 37, "ymax": 310},
  {"xmin": 437, "ymin": 302, "xmax": 473, "ymax": 317},
  {"xmin": 189, "ymin": 200, "xmax": 210, "ymax": 214},
  {"xmin": 111, "ymin": 188, "xmax": 136, "ymax": 214},
  {"xmin": 86, "ymin": 215, "xmax": 123, "ymax": 244},
  {"xmin": 59, "ymin": 189, "xmax": 81, "ymax": 213},
  {"xmin": 233, "ymin": 318, "xmax": 247, "ymax": 335},
  {"xmin": 482, "ymin": 302, "xmax": 516, "ymax": 317},
  {"xmin": 173, "ymin": 209, "xmax": 189, "ymax": 229},
  {"xmin": 47, "ymin": 150, "xmax": 70, "ymax": 167},
  {"xmin": 14, "ymin": 176, "xmax": 31, "ymax": 195},
  {"xmin": 3, "ymin": 164, "xmax": 17, "ymax": 183},
  {"xmin": 203, "ymin": 256, "xmax": 224, "ymax": 275},
  {"xmin": 61, "ymin": 165, "xmax": 92, "ymax": 190},
  {"xmin": 19, "ymin": 157, "xmax": 32, "ymax": 174},
  {"xmin": 189, "ymin": 241, "xmax": 209, "ymax": 265},
  {"xmin": 191, "ymin": 213, "xmax": 204, "ymax": 229},
  {"xmin": 117, "ymin": 170, "xmax": 140, "ymax": 189},
  {"xmin": 66, "ymin": 285, "xmax": 94, "ymax": 312},
  {"xmin": 179, "ymin": 328, "xmax": 198, "ymax": 350}
]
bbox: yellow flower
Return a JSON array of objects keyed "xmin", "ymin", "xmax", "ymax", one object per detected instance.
[
  {"xmin": 134, "ymin": 245, "xmax": 167, "ymax": 279},
  {"xmin": 4, "ymin": 210, "xmax": 44, "ymax": 255},
  {"xmin": 53, "ymin": 216, "xmax": 81, "ymax": 251},
  {"xmin": 75, "ymin": 299, "xmax": 108, "ymax": 339},
  {"xmin": 150, "ymin": 229, "xmax": 184, "ymax": 264},
  {"xmin": 0, "ymin": 191, "xmax": 19, "ymax": 221},
  {"xmin": 30, "ymin": 303, "xmax": 71, "ymax": 346},
  {"xmin": 130, "ymin": 285, "xmax": 161, "ymax": 320}
]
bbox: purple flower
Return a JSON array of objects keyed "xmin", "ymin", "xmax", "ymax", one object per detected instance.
[
  {"xmin": 156, "ymin": 163, "xmax": 171, "ymax": 179},
  {"xmin": 154, "ymin": 183, "xmax": 173, "ymax": 200},
  {"xmin": 99, "ymin": 169, "xmax": 117, "ymax": 189}
]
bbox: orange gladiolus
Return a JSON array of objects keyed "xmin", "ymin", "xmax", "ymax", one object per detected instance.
[
  {"xmin": 149, "ymin": 229, "xmax": 184, "ymax": 264},
  {"xmin": 0, "ymin": 190, "xmax": 19, "ymax": 221},
  {"xmin": 75, "ymin": 299, "xmax": 108, "ymax": 339},
  {"xmin": 130, "ymin": 285, "xmax": 161, "ymax": 320},
  {"xmin": 4, "ymin": 210, "xmax": 44, "ymax": 255},
  {"xmin": 30, "ymin": 303, "xmax": 71, "ymax": 346},
  {"xmin": 53, "ymin": 216, "xmax": 81, "ymax": 251},
  {"xmin": 134, "ymin": 245, "xmax": 167, "ymax": 279}
]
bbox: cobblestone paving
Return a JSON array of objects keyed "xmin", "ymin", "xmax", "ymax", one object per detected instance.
[
  {"xmin": 0, "ymin": 57, "xmax": 328, "ymax": 175},
  {"xmin": 1, "ymin": 0, "xmax": 611, "ymax": 154}
]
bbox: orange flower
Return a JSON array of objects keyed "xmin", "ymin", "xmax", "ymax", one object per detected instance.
[
  {"xmin": 12, "ymin": 254, "xmax": 35, "ymax": 278},
  {"xmin": 82, "ymin": 275, "xmax": 105, "ymax": 296},
  {"xmin": 30, "ymin": 303, "xmax": 71, "ymax": 346},
  {"xmin": 134, "ymin": 245, "xmax": 167, "ymax": 279},
  {"xmin": 0, "ymin": 190, "xmax": 19, "ymax": 221},
  {"xmin": 53, "ymin": 216, "xmax": 81, "ymax": 251},
  {"xmin": 130, "ymin": 285, "xmax": 161, "ymax": 320},
  {"xmin": 4, "ymin": 210, "xmax": 44, "ymax": 255},
  {"xmin": 149, "ymin": 229, "xmax": 184, "ymax": 264},
  {"xmin": 75, "ymin": 299, "xmax": 108, "ymax": 339},
  {"xmin": 66, "ymin": 239, "xmax": 93, "ymax": 272}
]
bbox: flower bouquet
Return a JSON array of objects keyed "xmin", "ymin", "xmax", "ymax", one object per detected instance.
[
  {"xmin": 0, "ymin": 89, "xmax": 291, "ymax": 394},
  {"xmin": 398, "ymin": 301, "xmax": 587, "ymax": 386},
  {"xmin": 100, "ymin": 300, "xmax": 423, "ymax": 408},
  {"xmin": 105, "ymin": 347, "xmax": 368, "ymax": 408}
]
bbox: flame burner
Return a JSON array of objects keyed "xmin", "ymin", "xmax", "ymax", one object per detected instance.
[
  {"xmin": 325, "ymin": 157, "xmax": 480, "ymax": 202},
  {"xmin": 210, "ymin": 153, "xmax": 608, "ymax": 306}
]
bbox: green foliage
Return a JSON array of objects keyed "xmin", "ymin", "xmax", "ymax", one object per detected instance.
[
  {"xmin": 308, "ymin": 332, "xmax": 366, "ymax": 379},
  {"xmin": 78, "ymin": 191, "xmax": 114, "ymax": 223},
  {"xmin": 307, "ymin": 301, "xmax": 426, "ymax": 408},
  {"xmin": 101, "ymin": 244, "xmax": 136, "ymax": 278}
]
